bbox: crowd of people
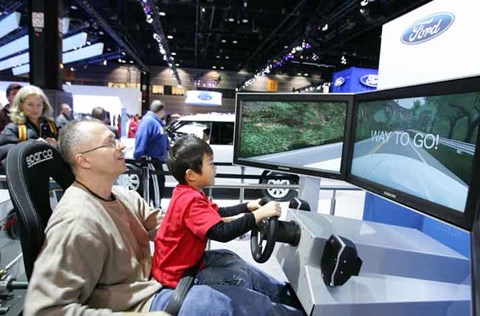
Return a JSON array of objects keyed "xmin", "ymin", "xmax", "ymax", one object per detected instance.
[{"xmin": 0, "ymin": 84, "xmax": 304, "ymax": 315}]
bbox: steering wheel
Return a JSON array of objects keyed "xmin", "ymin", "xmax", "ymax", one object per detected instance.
[{"xmin": 250, "ymin": 216, "xmax": 278, "ymax": 263}]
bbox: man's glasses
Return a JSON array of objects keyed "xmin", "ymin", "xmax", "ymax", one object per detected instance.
[{"xmin": 79, "ymin": 138, "xmax": 122, "ymax": 155}]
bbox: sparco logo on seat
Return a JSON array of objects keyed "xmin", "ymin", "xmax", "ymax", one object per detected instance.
[
  {"xmin": 26, "ymin": 149, "xmax": 54, "ymax": 168},
  {"xmin": 401, "ymin": 12, "xmax": 455, "ymax": 45}
]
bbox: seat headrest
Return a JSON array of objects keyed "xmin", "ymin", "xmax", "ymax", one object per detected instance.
[{"xmin": 6, "ymin": 140, "xmax": 74, "ymax": 189}]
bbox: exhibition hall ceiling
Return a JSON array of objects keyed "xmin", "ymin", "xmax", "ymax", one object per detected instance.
[{"xmin": 0, "ymin": 0, "xmax": 432, "ymax": 79}]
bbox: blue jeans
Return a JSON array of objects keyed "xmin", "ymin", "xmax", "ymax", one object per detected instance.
[
  {"xmin": 196, "ymin": 249, "xmax": 302, "ymax": 308},
  {"xmin": 150, "ymin": 284, "xmax": 304, "ymax": 315},
  {"xmin": 150, "ymin": 249, "xmax": 304, "ymax": 315}
]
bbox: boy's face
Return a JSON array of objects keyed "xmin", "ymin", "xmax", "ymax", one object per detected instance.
[{"xmin": 196, "ymin": 153, "xmax": 216, "ymax": 188}]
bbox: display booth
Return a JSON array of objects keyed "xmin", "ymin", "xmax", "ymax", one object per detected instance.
[{"xmin": 234, "ymin": 74, "xmax": 479, "ymax": 315}]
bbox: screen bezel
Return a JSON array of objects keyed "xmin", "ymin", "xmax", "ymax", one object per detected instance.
[
  {"xmin": 345, "ymin": 76, "xmax": 480, "ymax": 231},
  {"xmin": 234, "ymin": 92, "xmax": 354, "ymax": 180}
]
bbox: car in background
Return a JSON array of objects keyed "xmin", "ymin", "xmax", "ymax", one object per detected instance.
[{"xmin": 120, "ymin": 113, "xmax": 298, "ymax": 201}]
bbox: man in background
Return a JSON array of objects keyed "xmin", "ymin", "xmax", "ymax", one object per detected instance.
[
  {"xmin": 55, "ymin": 103, "xmax": 73, "ymax": 129},
  {"xmin": 0, "ymin": 83, "xmax": 22, "ymax": 132},
  {"xmin": 91, "ymin": 106, "xmax": 119, "ymax": 139},
  {"xmin": 134, "ymin": 100, "xmax": 169, "ymax": 207}
]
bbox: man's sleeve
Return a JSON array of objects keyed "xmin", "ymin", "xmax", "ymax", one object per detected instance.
[
  {"xmin": 133, "ymin": 122, "xmax": 149, "ymax": 159},
  {"xmin": 131, "ymin": 189, "xmax": 163, "ymax": 241},
  {"xmin": 24, "ymin": 219, "xmax": 111, "ymax": 315}
]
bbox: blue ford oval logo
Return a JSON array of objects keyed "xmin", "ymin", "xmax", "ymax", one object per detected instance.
[
  {"xmin": 360, "ymin": 74, "xmax": 378, "ymax": 88},
  {"xmin": 401, "ymin": 12, "xmax": 455, "ymax": 45},
  {"xmin": 197, "ymin": 93, "xmax": 212, "ymax": 101},
  {"xmin": 334, "ymin": 77, "xmax": 345, "ymax": 87}
]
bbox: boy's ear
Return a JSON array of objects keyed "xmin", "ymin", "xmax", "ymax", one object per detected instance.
[{"xmin": 185, "ymin": 168, "xmax": 197, "ymax": 183}]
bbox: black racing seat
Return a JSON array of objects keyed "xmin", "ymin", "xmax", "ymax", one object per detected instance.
[{"xmin": 5, "ymin": 140, "xmax": 74, "ymax": 280}]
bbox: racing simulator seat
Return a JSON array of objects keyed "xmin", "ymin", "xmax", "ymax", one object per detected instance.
[{"xmin": 5, "ymin": 141, "xmax": 75, "ymax": 280}]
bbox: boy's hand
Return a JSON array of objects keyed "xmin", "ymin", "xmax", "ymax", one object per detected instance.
[
  {"xmin": 252, "ymin": 201, "xmax": 281, "ymax": 223},
  {"xmin": 247, "ymin": 198, "xmax": 264, "ymax": 211}
]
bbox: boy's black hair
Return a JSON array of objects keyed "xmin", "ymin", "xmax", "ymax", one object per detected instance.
[{"xmin": 167, "ymin": 134, "xmax": 213, "ymax": 184}]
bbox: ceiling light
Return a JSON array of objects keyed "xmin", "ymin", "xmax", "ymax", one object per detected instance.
[
  {"xmin": 146, "ymin": 14, "xmax": 153, "ymax": 24},
  {"xmin": 201, "ymin": 7, "xmax": 206, "ymax": 13},
  {"xmin": 216, "ymin": 55, "xmax": 220, "ymax": 59},
  {"xmin": 360, "ymin": 0, "xmax": 369, "ymax": 6},
  {"xmin": 71, "ymin": 5, "xmax": 78, "ymax": 10},
  {"xmin": 102, "ymin": 60, "xmax": 107, "ymax": 65},
  {"xmin": 297, "ymin": 73, "xmax": 302, "ymax": 76},
  {"xmin": 175, "ymin": 63, "xmax": 179, "ymax": 66},
  {"xmin": 322, "ymin": 23, "xmax": 329, "ymax": 31},
  {"xmin": 232, "ymin": 40, "xmax": 238, "ymax": 44},
  {"xmin": 225, "ymin": 56, "xmax": 229, "ymax": 59},
  {"xmin": 242, "ymin": 18, "xmax": 248, "ymax": 23},
  {"xmin": 212, "ymin": 66, "xmax": 216, "ymax": 69},
  {"xmin": 220, "ymin": 66, "xmax": 224, "ymax": 69},
  {"xmin": 159, "ymin": 11, "xmax": 166, "ymax": 16},
  {"xmin": 167, "ymin": 35, "xmax": 173, "ymax": 39},
  {"xmin": 0, "ymin": 12, "xmax": 21, "ymax": 40},
  {"xmin": 228, "ymin": 18, "xmax": 235, "ymax": 22},
  {"xmin": 221, "ymin": 39, "xmax": 226, "ymax": 43}
]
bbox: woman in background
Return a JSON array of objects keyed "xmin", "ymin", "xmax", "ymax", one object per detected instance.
[{"xmin": 0, "ymin": 85, "xmax": 58, "ymax": 172}]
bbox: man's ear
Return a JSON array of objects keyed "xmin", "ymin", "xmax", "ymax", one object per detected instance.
[{"xmin": 74, "ymin": 153, "xmax": 92, "ymax": 169}]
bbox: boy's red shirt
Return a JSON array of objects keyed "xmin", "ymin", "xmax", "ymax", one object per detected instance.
[{"xmin": 152, "ymin": 184, "xmax": 222, "ymax": 287}]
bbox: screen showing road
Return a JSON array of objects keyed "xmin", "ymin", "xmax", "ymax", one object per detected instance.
[
  {"xmin": 237, "ymin": 100, "xmax": 348, "ymax": 174},
  {"xmin": 351, "ymin": 92, "xmax": 479, "ymax": 212}
]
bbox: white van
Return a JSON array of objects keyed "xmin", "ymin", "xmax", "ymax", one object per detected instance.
[{"xmin": 121, "ymin": 113, "xmax": 298, "ymax": 201}]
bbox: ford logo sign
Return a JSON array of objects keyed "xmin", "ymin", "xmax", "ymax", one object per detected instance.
[
  {"xmin": 401, "ymin": 12, "xmax": 454, "ymax": 45},
  {"xmin": 197, "ymin": 93, "xmax": 213, "ymax": 101},
  {"xmin": 334, "ymin": 77, "xmax": 345, "ymax": 87},
  {"xmin": 360, "ymin": 74, "xmax": 378, "ymax": 88}
]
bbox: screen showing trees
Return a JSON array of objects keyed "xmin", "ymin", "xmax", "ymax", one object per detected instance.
[{"xmin": 238, "ymin": 100, "xmax": 348, "ymax": 174}]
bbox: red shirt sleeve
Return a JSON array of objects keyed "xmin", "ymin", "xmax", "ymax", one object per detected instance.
[{"xmin": 185, "ymin": 195, "xmax": 222, "ymax": 238}]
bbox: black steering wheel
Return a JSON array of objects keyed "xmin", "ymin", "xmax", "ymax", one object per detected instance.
[{"xmin": 250, "ymin": 198, "xmax": 279, "ymax": 263}]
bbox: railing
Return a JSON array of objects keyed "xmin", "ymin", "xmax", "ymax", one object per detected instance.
[{"xmin": 0, "ymin": 165, "xmax": 364, "ymax": 216}]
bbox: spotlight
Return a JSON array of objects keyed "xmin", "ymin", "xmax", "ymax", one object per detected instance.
[
  {"xmin": 360, "ymin": 0, "xmax": 369, "ymax": 6},
  {"xmin": 322, "ymin": 23, "xmax": 329, "ymax": 31},
  {"xmin": 145, "ymin": 14, "xmax": 153, "ymax": 24}
]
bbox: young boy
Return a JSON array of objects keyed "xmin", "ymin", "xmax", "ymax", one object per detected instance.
[{"xmin": 152, "ymin": 135, "xmax": 303, "ymax": 312}]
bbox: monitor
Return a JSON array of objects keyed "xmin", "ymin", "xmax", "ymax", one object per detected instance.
[
  {"xmin": 234, "ymin": 93, "xmax": 354, "ymax": 179},
  {"xmin": 347, "ymin": 76, "xmax": 480, "ymax": 230}
]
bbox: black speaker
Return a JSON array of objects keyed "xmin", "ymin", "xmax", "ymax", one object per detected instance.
[
  {"xmin": 321, "ymin": 234, "xmax": 362, "ymax": 287},
  {"xmin": 288, "ymin": 197, "xmax": 311, "ymax": 212}
]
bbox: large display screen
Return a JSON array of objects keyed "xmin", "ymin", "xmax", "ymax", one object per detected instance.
[
  {"xmin": 234, "ymin": 93, "xmax": 353, "ymax": 179},
  {"xmin": 348, "ymin": 76, "xmax": 480, "ymax": 230}
]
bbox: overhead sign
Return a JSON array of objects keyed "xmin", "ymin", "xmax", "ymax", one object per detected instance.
[
  {"xmin": 185, "ymin": 90, "xmax": 222, "ymax": 106},
  {"xmin": 378, "ymin": 0, "xmax": 480, "ymax": 89}
]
